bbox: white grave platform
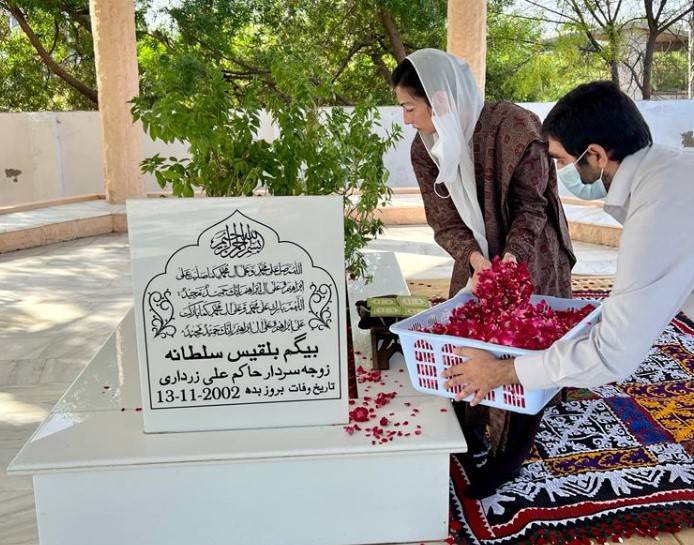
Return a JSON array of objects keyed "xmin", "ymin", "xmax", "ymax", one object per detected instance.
[{"xmin": 8, "ymin": 251, "xmax": 467, "ymax": 545}]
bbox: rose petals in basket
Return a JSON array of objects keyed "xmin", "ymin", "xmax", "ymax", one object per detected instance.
[{"xmin": 420, "ymin": 258, "xmax": 594, "ymax": 350}]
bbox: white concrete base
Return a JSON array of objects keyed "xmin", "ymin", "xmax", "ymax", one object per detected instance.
[
  {"xmin": 34, "ymin": 451, "xmax": 449, "ymax": 545},
  {"xmin": 9, "ymin": 251, "xmax": 466, "ymax": 545}
]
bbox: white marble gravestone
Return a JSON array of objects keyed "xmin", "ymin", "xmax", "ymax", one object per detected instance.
[{"xmin": 127, "ymin": 197, "xmax": 348, "ymax": 432}]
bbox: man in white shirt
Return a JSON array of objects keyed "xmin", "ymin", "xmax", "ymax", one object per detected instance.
[{"xmin": 443, "ymin": 81, "xmax": 694, "ymax": 406}]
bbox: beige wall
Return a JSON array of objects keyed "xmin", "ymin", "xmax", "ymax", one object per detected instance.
[
  {"xmin": 1, "ymin": 101, "xmax": 693, "ymax": 207},
  {"xmin": 0, "ymin": 112, "xmax": 188, "ymax": 207}
]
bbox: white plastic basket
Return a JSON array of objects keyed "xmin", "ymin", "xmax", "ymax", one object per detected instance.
[{"xmin": 389, "ymin": 293, "xmax": 603, "ymax": 414}]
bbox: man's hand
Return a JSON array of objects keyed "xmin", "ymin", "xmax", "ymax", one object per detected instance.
[{"xmin": 441, "ymin": 348, "xmax": 520, "ymax": 406}]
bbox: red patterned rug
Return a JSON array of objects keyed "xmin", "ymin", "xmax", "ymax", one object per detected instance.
[{"xmin": 449, "ymin": 287, "xmax": 694, "ymax": 545}]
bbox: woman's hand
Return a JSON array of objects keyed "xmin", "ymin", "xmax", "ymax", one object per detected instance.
[
  {"xmin": 502, "ymin": 252, "xmax": 517, "ymax": 264},
  {"xmin": 469, "ymin": 251, "xmax": 491, "ymax": 292}
]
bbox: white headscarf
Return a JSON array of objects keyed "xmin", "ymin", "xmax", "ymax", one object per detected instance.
[{"xmin": 407, "ymin": 48, "xmax": 489, "ymax": 258}]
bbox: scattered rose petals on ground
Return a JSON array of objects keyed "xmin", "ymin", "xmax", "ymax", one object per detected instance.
[
  {"xmin": 356, "ymin": 366, "xmax": 382, "ymax": 384},
  {"xmin": 343, "ymin": 380, "xmax": 426, "ymax": 444},
  {"xmin": 374, "ymin": 391, "xmax": 396, "ymax": 407},
  {"xmin": 349, "ymin": 406, "xmax": 370, "ymax": 423}
]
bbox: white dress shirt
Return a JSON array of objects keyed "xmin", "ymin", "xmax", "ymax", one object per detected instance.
[{"xmin": 515, "ymin": 145, "xmax": 694, "ymax": 389}]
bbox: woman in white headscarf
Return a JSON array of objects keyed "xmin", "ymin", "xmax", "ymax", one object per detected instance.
[{"xmin": 392, "ymin": 49, "xmax": 575, "ymax": 498}]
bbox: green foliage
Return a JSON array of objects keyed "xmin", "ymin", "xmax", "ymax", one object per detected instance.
[
  {"xmin": 155, "ymin": 0, "xmax": 448, "ymax": 106},
  {"xmin": 653, "ymin": 50, "xmax": 689, "ymax": 94},
  {"xmin": 132, "ymin": 46, "xmax": 402, "ymax": 280},
  {"xmin": 486, "ymin": 6, "xmax": 609, "ymax": 102},
  {"xmin": 1, "ymin": 0, "xmax": 648, "ymax": 111},
  {"xmin": 0, "ymin": 6, "xmax": 96, "ymax": 111}
]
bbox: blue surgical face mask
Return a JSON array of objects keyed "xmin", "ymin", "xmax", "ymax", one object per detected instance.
[{"xmin": 557, "ymin": 149, "xmax": 607, "ymax": 200}]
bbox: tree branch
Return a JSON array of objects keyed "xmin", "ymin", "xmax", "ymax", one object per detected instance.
[
  {"xmin": 369, "ymin": 48, "xmax": 392, "ymax": 85},
  {"xmin": 522, "ymin": 0, "xmax": 581, "ymax": 24},
  {"xmin": 332, "ymin": 41, "xmax": 371, "ymax": 83},
  {"xmin": 644, "ymin": 0, "xmax": 656, "ymax": 25},
  {"xmin": 492, "ymin": 9, "xmax": 570, "ymax": 26},
  {"xmin": 621, "ymin": 52, "xmax": 646, "ymax": 93},
  {"xmin": 567, "ymin": 0, "xmax": 606, "ymax": 54},
  {"xmin": 48, "ymin": 17, "xmax": 59, "ymax": 56},
  {"xmin": 654, "ymin": 0, "xmax": 667, "ymax": 25},
  {"xmin": 658, "ymin": 5, "xmax": 694, "ymax": 33},
  {"xmin": 39, "ymin": 0, "xmax": 92, "ymax": 33},
  {"xmin": 4, "ymin": 1, "xmax": 98, "ymax": 104},
  {"xmin": 148, "ymin": 29, "xmax": 172, "ymax": 49},
  {"xmin": 579, "ymin": 0, "xmax": 608, "ymax": 28},
  {"xmin": 378, "ymin": 6, "xmax": 407, "ymax": 62}
]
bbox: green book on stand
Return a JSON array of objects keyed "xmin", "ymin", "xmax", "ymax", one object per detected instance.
[{"xmin": 366, "ymin": 295, "xmax": 431, "ymax": 318}]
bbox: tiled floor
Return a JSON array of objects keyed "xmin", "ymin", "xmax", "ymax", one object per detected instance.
[
  {"xmin": 374, "ymin": 225, "xmax": 619, "ymax": 278},
  {"xmin": 0, "ymin": 201, "xmax": 124, "ymax": 234},
  {"xmin": 1, "ymin": 234, "xmax": 133, "ymax": 544},
  {"xmin": 0, "ymin": 230, "xmax": 688, "ymax": 545},
  {"xmin": 0, "ymin": 196, "xmax": 617, "ymax": 233}
]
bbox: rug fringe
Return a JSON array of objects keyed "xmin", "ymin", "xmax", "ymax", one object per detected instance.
[{"xmin": 449, "ymin": 505, "xmax": 693, "ymax": 545}]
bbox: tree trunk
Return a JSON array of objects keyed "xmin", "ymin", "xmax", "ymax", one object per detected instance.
[
  {"xmin": 379, "ymin": 7, "xmax": 407, "ymax": 62},
  {"xmin": 610, "ymin": 60, "xmax": 621, "ymax": 87},
  {"xmin": 641, "ymin": 35, "xmax": 657, "ymax": 99}
]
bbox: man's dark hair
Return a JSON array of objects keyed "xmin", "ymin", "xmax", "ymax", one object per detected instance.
[
  {"xmin": 391, "ymin": 58, "xmax": 430, "ymax": 106},
  {"xmin": 542, "ymin": 81, "xmax": 652, "ymax": 163}
]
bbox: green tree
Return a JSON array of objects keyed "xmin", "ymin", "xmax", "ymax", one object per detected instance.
[
  {"xmin": 148, "ymin": 0, "xmax": 446, "ymax": 107},
  {"xmin": 132, "ymin": 44, "xmax": 402, "ymax": 279},
  {"xmin": 0, "ymin": 0, "xmax": 156, "ymax": 111},
  {"xmin": 0, "ymin": 1, "xmax": 97, "ymax": 110},
  {"xmin": 1, "ymin": 0, "xmax": 628, "ymax": 111},
  {"xmin": 486, "ymin": 1, "xmax": 609, "ymax": 102},
  {"xmin": 652, "ymin": 49, "xmax": 689, "ymax": 94}
]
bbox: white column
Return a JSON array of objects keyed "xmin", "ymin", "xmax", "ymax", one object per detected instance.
[
  {"xmin": 89, "ymin": 0, "xmax": 144, "ymax": 203},
  {"xmin": 447, "ymin": 0, "xmax": 487, "ymax": 92}
]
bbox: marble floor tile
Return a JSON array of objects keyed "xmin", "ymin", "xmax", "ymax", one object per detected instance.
[
  {"xmin": 0, "ymin": 337, "xmax": 54, "ymax": 361},
  {"xmin": 0, "ymin": 473, "xmax": 33, "ymax": 493},
  {"xmin": 376, "ymin": 226, "xmax": 619, "ymax": 279},
  {"xmin": 0, "ymin": 361, "xmax": 16, "ymax": 385},
  {"xmin": 37, "ymin": 332, "xmax": 112, "ymax": 361},
  {"xmin": 0, "ymin": 491, "xmax": 38, "ymax": 544},
  {"xmin": 0, "ymin": 385, "xmax": 68, "ymax": 413},
  {"xmin": 0, "ymin": 422, "xmax": 40, "ymax": 452},
  {"xmin": 39, "ymin": 359, "xmax": 86, "ymax": 385},
  {"xmin": 1, "ymin": 361, "xmax": 46, "ymax": 387}
]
